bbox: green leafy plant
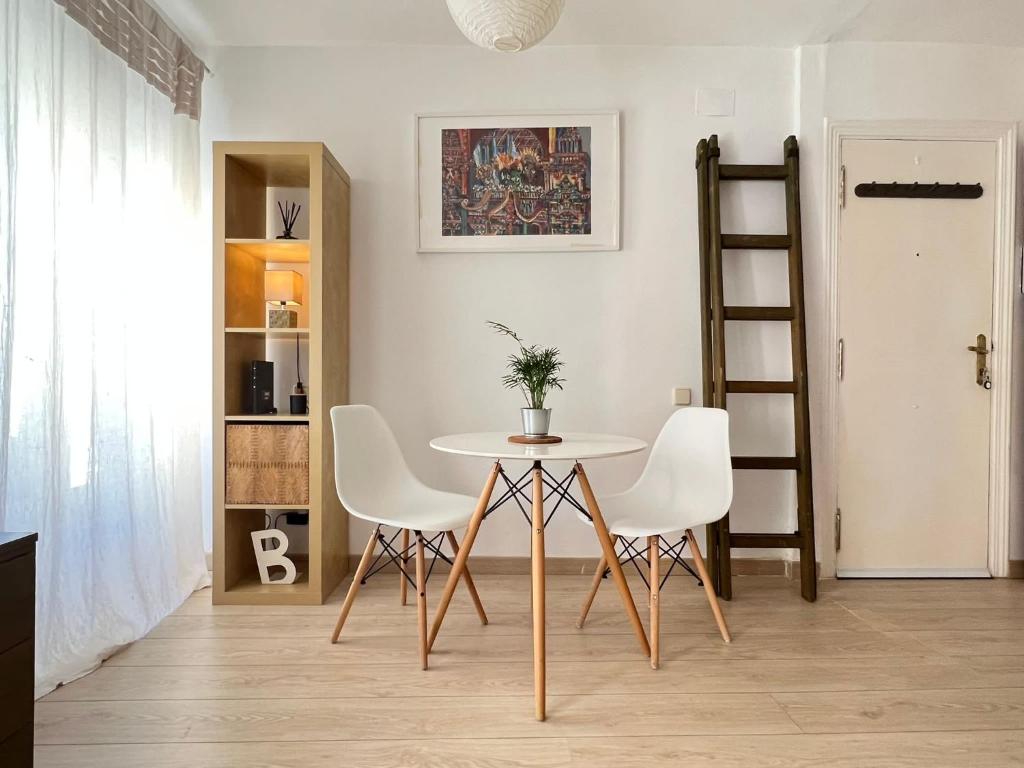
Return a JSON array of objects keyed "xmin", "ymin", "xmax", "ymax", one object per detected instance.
[{"xmin": 487, "ymin": 321, "xmax": 565, "ymax": 409}]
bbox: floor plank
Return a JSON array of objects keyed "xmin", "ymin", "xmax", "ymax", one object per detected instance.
[
  {"xmin": 568, "ymin": 731, "xmax": 1024, "ymax": 768},
  {"xmin": 897, "ymin": 629, "xmax": 1023, "ymax": 656},
  {"xmin": 36, "ymin": 732, "xmax": 1024, "ymax": 768},
  {"xmin": 36, "ymin": 737, "xmax": 1024, "ymax": 768},
  {"xmin": 963, "ymin": 656, "xmax": 1024, "ymax": 687},
  {"xmin": 774, "ymin": 687, "xmax": 1024, "ymax": 733},
  {"xmin": 169, "ymin": 574, "xmax": 832, "ymax": 616},
  {"xmin": 146, "ymin": 600, "xmax": 871, "ymax": 638},
  {"xmin": 35, "ymin": 739, "xmax": 571, "ymax": 768},
  {"xmin": 44, "ymin": 655, "xmax": 1002, "ymax": 702},
  {"xmin": 846, "ymin": 605, "xmax": 1024, "ymax": 632},
  {"xmin": 35, "ymin": 693, "xmax": 799, "ymax": 744},
  {"xmin": 102, "ymin": 627, "xmax": 929, "ymax": 667}
]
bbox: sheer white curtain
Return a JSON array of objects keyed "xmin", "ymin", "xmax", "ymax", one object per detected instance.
[{"xmin": 1, "ymin": 0, "xmax": 209, "ymax": 696}]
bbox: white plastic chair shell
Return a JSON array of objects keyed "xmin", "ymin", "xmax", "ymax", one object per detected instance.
[
  {"xmin": 578, "ymin": 407, "xmax": 733, "ymax": 538},
  {"xmin": 330, "ymin": 404, "xmax": 478, "ymax": 533}
]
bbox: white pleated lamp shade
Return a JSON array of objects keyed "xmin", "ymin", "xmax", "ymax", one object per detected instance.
[{"xmin": 446, "ymin": 0, "xmax": 565, "ymax": 52}]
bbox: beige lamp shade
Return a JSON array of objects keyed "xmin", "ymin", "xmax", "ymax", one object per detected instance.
[{"xmin": 264, "ymin": 270, "xmax": 303, "ymax": 306}]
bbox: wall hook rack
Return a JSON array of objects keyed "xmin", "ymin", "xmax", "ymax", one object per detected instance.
[{"xmin": 854, "ymin": 181, "xmax": 983, "ymax": 200}]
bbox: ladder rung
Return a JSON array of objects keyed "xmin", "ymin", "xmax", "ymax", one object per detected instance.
[
  {"xmin": 730, "ymin": 533, "xmax": 803, "ymax": 548},
  {"xmin": 719, "ymin": 164, "xmax": 788, "ymax": 181},
  {"xmin": 726, "ymin": 380, "xmax": 798, "ymax": 394},
  {"xmin": 732, "ymin": 456, "xmax": 800, "ymax": 470},
  {"xmin": 721, "ymin": 234, "xmax": 791, "ymax": 250},
  {"xmin": 723, "ymin": 306, "xmax": 795, "ymax": 321}
]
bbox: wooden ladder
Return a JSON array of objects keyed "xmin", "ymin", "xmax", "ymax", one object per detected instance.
[{"xmin": 695, "ymin": 134, "xmax": 817, "ymax": 602}]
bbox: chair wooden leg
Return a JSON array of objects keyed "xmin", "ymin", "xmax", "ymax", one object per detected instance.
[
  {"xmin": 399, "ymin": 528, "xmax": 410, "ymax": 606},
  {"xmin": 575, "ymin": 463, "xmax": 651, "ymax": 657},
  {"xmin": 576, "ymin": 551, "xmax": 608, "ymax": 629},
  {"xmin": 429, "ymin": 462, "xmax": 500, "ymax": 651},
  {"xmin": 331, "ymin": 526, "xmax": 379, "ymax": 643},
  {"xmin": 416, "ymin": 530, "xmax": 428, "ymax": 670},
  {"xmin": 686, "ymin": 528, "xmax": 731, "ymax": 643},
  {"xmin": 649, "ymin": 535, "xmax": 660, "ymax": 669},
  {"xmin": 446, "ymin": 531, "xmax": 488, "ymax": 625}
]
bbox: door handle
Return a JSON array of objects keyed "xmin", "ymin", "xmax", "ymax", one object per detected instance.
[{"xmin": 967, "ymin": 333, "xmax": 992, "ymax": 389}]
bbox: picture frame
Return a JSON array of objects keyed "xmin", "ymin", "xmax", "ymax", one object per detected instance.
[{"xmin": 416, "ymin": 111, "xmax": 620, "ymax": 253}]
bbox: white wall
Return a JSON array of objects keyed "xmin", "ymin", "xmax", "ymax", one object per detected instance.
[
  {"xmin": 798, "ymin": 42, "xmax": 1024, "ymax": 564},
  {"xmin": 201, "ymin": 43, "xmax": 799, "ymax": 557},
  {"xmin": 201, "ymin": 39, "xmax": 1024, "ymax": 567}
]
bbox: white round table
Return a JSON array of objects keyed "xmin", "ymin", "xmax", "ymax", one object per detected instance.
[
  {"xmin": 429, "ymin": 431, "xmax": 647, "ymax": 462},
  {"xmin": 426, "ymin": 431, "xmax": 650, "ymax": 721}
]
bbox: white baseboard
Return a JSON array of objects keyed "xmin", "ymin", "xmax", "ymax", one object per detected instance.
[
  {"xmin": 836, "ymin": 568, "xmax": 991, "ymax": 578},
  {"xmin": 347, "ymin": 554, "xmax": 790, "ymax": 577}
]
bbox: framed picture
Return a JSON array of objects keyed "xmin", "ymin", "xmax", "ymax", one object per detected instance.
[{"xmin": 416, "ymin": 111, "xmax": 620, "ymax": 252}]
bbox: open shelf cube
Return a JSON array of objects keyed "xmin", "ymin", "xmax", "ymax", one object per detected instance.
[{"xmin": 225, "ymin": 239, "xmax": 311, "ymax": 264}]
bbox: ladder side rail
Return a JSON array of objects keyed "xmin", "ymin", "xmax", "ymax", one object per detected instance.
[
  {"xmin": 696, "ymin": 140, "xmax": 715, "ymax": 410},
  {"xmin": 695, "ymin": 138, "xmax": 720, "ymax": 590},
  {"xmin": 783, "ymin": 135, "xmax": 818, "ymax": 602},
  {"xmin": 706, "ymin": 135, "xmax": 733, "ymax": 600}
]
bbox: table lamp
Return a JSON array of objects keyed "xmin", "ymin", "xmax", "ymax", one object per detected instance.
[{"xmin": 264, "ymin": 269, "xmax": 303, "ymax": 328}]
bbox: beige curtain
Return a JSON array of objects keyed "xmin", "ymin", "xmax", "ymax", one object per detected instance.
[{"xmin": 54, "ymin": 0, "xmax": 206, "ymax": 119}]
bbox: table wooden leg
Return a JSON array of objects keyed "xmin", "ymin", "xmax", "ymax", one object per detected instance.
[
  {"xmin": 531, "ymin": 462, "xmax": 546, "ymax": 721},
  {"xmin": 428, "ymin": 462, "xmax": 500, "ymax": 651},
  {"xmin": 331, "ymin": 525, "xmax": 379, "ymax": 643},
  {"xmin": 575, "ymin": 463, "xmax": 651, "ymax": 657},
  {"xmin": 687, "ymin": 528, "xmax": 732, "ymax": 643},
  {"xmin": 399, "ymin": 528, "xmax": 410, "ymax": 606},
  {"xmin": 649, "ymin": 535, "xmax": 660, "ymax": 669},
  {"xmin": 446, "ymin": 530, "xmax": 488, "ymax": 626}
]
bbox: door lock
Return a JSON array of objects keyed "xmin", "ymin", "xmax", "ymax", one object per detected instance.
[{"xmin": 967, "ymin": 334, "xmax": 992, "ymax": 389}]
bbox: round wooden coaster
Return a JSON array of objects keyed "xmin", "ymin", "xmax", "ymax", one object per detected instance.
[{"xmin": 508, "ymin": 434, "xmax": 563, "ymax": 445}]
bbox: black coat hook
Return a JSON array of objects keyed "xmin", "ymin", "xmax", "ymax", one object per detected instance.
[{"xmin": 855, "ymin": 181, "xmax": 983, "ymax": 199}]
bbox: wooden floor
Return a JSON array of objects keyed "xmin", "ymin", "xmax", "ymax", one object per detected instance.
[{"xmin": 35, "ymin": 571, "xmax": 1024, "ymax": 767}]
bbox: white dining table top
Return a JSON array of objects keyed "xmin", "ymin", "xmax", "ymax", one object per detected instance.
[{"xmin": 429, "ymin": 432, "xmax": 647, "ymax": 461}]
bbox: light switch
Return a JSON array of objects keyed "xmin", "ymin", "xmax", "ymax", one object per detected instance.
[
  {"xmin": 672, "ymin": 387, "xmax": 692, "ymax": 406},
  {"xmin": 695, "ymin": 88, "xmax": 735, "ymax": 117}
]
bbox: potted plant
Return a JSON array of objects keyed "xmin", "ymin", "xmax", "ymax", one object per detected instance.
[{"xmin": 488, "ymin": 321, "xmax": 565, "ymax": 437}]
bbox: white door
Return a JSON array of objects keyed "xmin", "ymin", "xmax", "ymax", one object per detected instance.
[{"xmin": 836, "ymin": 138, "xmax": 996, "ymax": 577}]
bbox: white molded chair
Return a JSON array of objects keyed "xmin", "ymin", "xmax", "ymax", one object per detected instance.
[
  {"xmin": 329, "ymin": 404, "xmax": 487, "ymax": 669},
  {"xmin": 576, "ymin": 407, "xmax": 733, "ymax": 666}
]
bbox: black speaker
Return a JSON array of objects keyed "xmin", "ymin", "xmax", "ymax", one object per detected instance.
[{"xmin": 245, "ymin": 360, "xmax": 275, "ymax": 414}]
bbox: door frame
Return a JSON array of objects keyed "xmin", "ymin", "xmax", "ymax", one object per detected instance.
[{"xmin": 822, "ymin": 120, "xmax": 1017, "ymax": 578}]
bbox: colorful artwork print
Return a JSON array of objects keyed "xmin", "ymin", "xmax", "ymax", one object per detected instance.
[{"xmin": 441, "ymin": 127, "xmax": 591, "ymax": 237}]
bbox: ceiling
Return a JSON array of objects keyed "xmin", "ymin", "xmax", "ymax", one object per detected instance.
[{"xmin": 155, "ymin": 0, "xmax": 1024, "ymax": 51}]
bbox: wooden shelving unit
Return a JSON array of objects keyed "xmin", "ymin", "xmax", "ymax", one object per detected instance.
[{"xmin": 213, "ymin": 142, "xmax": 350, "ymax": 605}]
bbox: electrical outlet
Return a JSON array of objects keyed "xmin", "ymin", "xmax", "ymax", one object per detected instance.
[{"xmin": 672, "ymin": 387, "xmax": 691, "ymax": 406}]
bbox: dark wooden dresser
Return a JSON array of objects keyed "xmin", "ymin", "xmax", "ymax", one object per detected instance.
[{"xmin": 0, "ymin": 532, "xmax": 37, "ymax": 767}]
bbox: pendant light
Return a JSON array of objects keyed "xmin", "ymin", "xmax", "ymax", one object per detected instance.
[{"xmin": 445, "ymin": 0, "xmax": 565, "ymax": 53}]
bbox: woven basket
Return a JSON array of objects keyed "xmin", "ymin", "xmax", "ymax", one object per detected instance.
[{"xmin": 226, "ymin": 424, "xmax": 309, "ymax": 505}]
